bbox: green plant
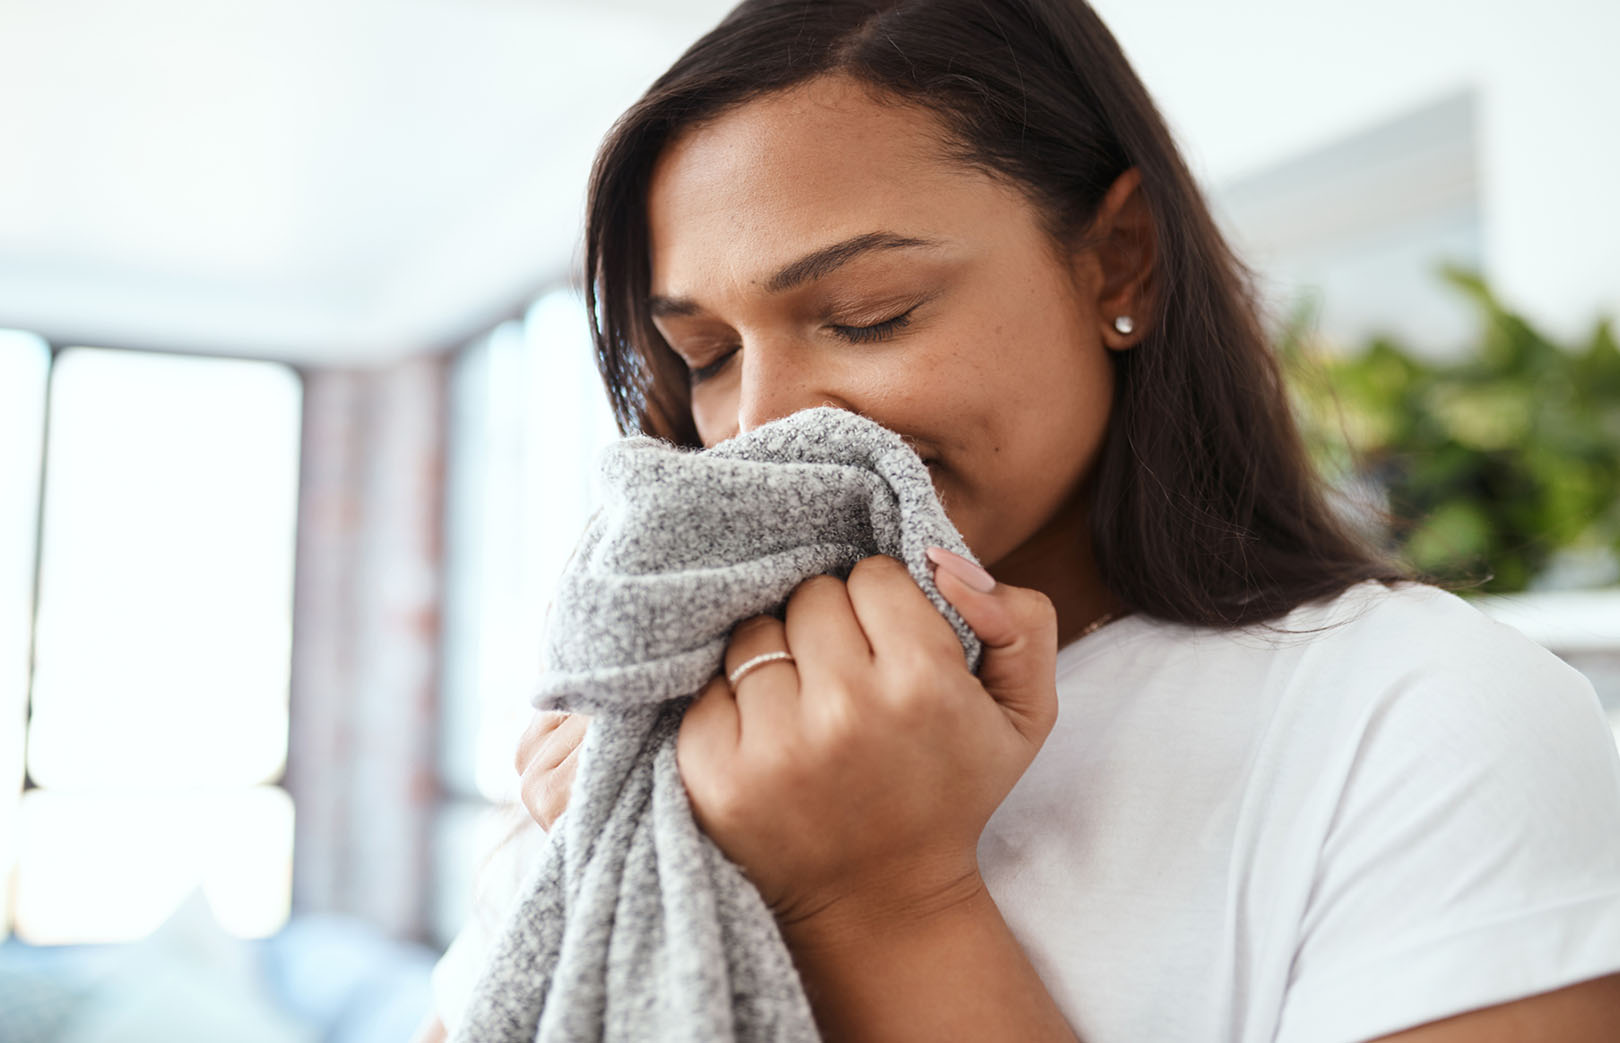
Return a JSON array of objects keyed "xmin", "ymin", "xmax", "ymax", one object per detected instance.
[{"xmin": 1280, "ymin": 265, "xmax": 1620, "ymax": 594}]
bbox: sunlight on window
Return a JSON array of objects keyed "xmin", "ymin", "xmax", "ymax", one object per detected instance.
[
  {"xmin": 14, "ymin": 785, "xmax": 293, "ymax": 944},
  {"xmin": 28, "ymin": 348, "xmax": 301, "ymax": 788},
  {"xmin": 0, "ymin": 329, "xmax": 50, "ymax": 936},
  {"xmin": 441, "ymin": 289, "xmax": 621, "ymax": 806},
  {"xmin": 11, "ymin": 346, "xmax": 302, "ymax": 944}
]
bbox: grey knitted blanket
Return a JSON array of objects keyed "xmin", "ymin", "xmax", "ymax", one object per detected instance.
[{"xmin": 449, "ymin": 405, "xmax": 984, "ymax": 1043}]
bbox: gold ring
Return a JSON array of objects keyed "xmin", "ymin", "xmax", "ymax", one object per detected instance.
[{"xmin": 727, "ymin": 650, "xmax": 796, "ymax": 687}]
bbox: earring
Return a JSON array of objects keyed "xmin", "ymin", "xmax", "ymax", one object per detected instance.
[{"xmin": 1113, "ymin": 315, "xmax": 1135, "ymax": 335}]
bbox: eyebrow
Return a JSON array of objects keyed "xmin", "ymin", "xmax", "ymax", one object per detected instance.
[{"xmin": 647, "ymin": 231, "xmax": 943, "ymax": 318}]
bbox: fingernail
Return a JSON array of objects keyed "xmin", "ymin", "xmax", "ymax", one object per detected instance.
[{"xmin": 926, "ymin": 546, "xmax": 996, "ymax": 594}]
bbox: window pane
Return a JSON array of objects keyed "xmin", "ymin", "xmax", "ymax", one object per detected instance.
[
  {"xmin": 14, "ymin": 785, "xmax": 293, "ymax": 944},
  {"xmin": 27, "ymin": 348, "xmax": 301, "ymax": 789},
  {"xmin": 0, "ymin": 329, "xmax": 50, "ymax": 935},
  {"xmin": 441, "ymin": 289, "xmax": 620, "ymax": 805}
]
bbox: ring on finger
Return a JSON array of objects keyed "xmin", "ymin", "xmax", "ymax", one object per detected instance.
[{"xmin": 727, "ymin": 650, "xmax": 796, "ymax": 688}]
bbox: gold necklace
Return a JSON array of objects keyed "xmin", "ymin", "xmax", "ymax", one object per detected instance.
[{"xmin": 1078, "ymin": 610, "xmax": 1120, "ymax": 638}]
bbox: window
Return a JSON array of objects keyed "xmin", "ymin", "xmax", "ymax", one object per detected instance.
[
  {"xmin": 0, "ymin": 330, "xmax": 50, "ymax": 935},
  {"xmin": 435, "ymin": 287, "xmax": 620, "ymax": 944},
  {"xmin": 3, "ymin": 342, "xmax": 302, "ymax": 944}
]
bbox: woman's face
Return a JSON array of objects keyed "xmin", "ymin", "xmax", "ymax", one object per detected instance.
[{"xmin": 644, "ymin": 74, "xmax": 1118, "ymax": 571}]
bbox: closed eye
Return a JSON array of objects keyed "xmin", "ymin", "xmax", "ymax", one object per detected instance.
[
  {"xmin": 828, "ymin": 307, "xmax": 915, "ymax": 345},
  {"xmin": 684, "ymin": 306, "xmax": 920, "ymax": 385},
  {"xmin": 689, "ymin": 348, "xmax": 738, "ymax": 384}
]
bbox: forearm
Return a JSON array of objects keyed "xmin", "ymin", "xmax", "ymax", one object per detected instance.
[{"xmin": 780, "ymin": 873, "xmax": 1081, "ymax": 1043}]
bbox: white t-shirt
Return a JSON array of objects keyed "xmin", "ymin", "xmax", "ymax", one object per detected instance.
[{"xmin": 433, "ymin": 580, "xmax": 1620, "ymax": 1041}]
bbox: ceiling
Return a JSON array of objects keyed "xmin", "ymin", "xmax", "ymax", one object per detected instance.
[
  {"xmin": 0, "ymin": 0, "xmax": 736, "ymax": 366},
  {"xmin": 7, "ymin": 0, "xmax": 1585, "ymax": 369}
]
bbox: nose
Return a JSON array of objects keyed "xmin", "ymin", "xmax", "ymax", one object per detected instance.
[{"xmin": 734, "ymin": 337, "xmax": 848, "ymax": 436}]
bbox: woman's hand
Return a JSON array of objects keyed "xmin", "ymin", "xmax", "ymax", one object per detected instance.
[
  {"xmin": 515, "ymin": 710, "xmax": 590, "ymax": 830},
  {"xmin": 674, "ymin": 550, "xmax": 1059, "ymax": 936}
]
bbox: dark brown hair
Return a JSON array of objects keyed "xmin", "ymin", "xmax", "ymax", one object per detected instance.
[{"xmin": 582, "ymin": 0, "xmax": 1411, "ymax": 627}]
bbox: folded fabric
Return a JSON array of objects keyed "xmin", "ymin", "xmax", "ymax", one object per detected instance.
[{"xmin": 449, "ymin": 405, "xmax": 984, "ymax": 1043}]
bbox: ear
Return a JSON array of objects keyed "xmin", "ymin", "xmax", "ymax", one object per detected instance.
[{"xmin": 1075, "ymin": 167, "xmax": 1158, "ymax": 351}]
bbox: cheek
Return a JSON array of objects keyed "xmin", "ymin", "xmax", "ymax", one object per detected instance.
[
  {"xmin": 932, "ymin": 298, "xmax": 1112, "ymax": 458},
  {"xmin": 692, "ymin": 402, "xmax": 725, "ymax": 447},
  {"xmin": 689, "ymin": 377, "xmax": 741, "ymax": 447},
  {"xmin": 995, "ymin": 338, "xmax": 1114, "ymax": 482},
  {"xmin": 932, "ymin": 337, "xmax": 1113, "ymax": 555}
]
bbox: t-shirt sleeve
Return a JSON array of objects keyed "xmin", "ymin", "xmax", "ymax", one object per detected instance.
[
  {"xmin": 430, "ymin": 810, "xmax": 551, "ymax": 1036},
  {"xmin": 430, "ymin": 911, "xmax": 492, "ymax": 1035},
  {"xmin": 1273, "ymin": 616, "xmax": 1620, "ymax": 1043}
]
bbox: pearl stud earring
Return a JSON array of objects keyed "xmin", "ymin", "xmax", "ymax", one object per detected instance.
[{"xmin": 1113, "ymin": 315, "xmax": 1135, "ymax": 335}]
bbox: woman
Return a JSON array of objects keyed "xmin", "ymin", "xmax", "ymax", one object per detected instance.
[{"xmin": 421, "ymin": 1, "xmax": 1620, "ymax": 1039}]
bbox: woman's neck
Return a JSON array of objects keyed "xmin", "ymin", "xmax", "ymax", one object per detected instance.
[{"xmin": 986, "ymin": 485, "xmax": 1125, "ymax": 649}]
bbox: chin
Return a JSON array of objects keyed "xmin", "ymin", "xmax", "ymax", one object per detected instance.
[{"xmin": 924, "ymin": 460, "xmax": 969, "ymax": 541}]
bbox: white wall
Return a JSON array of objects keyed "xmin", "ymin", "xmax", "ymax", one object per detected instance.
[{"xmin": 1091, "ymin": 0, "xmax": 1620, "ymax": 344}]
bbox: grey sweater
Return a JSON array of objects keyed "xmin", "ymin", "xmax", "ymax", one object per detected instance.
[{"xmin": 449, "ymin": 405, "xmax": 984, "ymax": 1043}]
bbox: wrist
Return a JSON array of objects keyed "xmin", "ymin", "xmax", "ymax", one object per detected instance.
[
  {"xmin": 774, "ymin": 867, "xmax": 1079, "ymax": 1043},
  {"xmin": 776, "ymin": 860, "xmax": 988, "ymax": 956}
]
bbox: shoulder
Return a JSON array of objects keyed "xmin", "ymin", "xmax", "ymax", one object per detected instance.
[
  {"xmin": 1273, "ymin": 578, "xmax": 1552, "ymax": 655},
  {"xmin": 1247, "ymin": 580, "xmax": 1607, "ymax": 781},
  {"xmin": 1084, "ymin": 580, "xmax": 1614, "ymax": 806},
  {"xmin": 431, "ymin": 808, "xmax": 551, "ymax": 1031},
  {"xmin": 1260, "ymin": 579, "xmax": 1594, "ymax": 705},
  {"xmin": 1078, "ymin": 579, "xmax": 1591, "ymax": 708},
  {"xmin": 1262, "ymin": 583, "xmax": 1620, "ymax": 1041}
]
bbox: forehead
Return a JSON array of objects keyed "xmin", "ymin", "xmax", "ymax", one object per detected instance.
[{"xmin": 644, "ymin": 77, "xmax": 1007, "ymax": 292}]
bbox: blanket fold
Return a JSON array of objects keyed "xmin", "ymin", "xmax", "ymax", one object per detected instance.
[{"xmin": 450, "ymin": 405, "xmax": 984, "ymax": 1043}]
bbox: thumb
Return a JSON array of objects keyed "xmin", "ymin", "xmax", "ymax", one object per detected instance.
[{"xmin": 925, "ymin": 546, "xmax": 1059, "ymax": 739}]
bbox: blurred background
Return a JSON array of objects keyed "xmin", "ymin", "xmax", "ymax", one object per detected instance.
[{"xmin": 1, "ymin": 0, "xmax": 1617, "ymax": 1039}]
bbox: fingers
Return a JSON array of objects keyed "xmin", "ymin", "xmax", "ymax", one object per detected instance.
[
  {"xmin": 516, "ymin": 710, "xmax": 588, "ymax": 775},
  {"xmin": 782, "ymin": 574, "xmax": 871, "ymax": 688},
  {"xmin": 927, "ymin": 547, "xmax": 1055, "ymax": 655},
  {"xmin": 515, "ymin": 710, "xmax": 568, "ymax": 775},
  {"xmin": 845, "ymin": 555, "xmax": 968, "ymax": 666},
  {"xmin": 677, "ymin": 673, "xmax": 740, "ymax": 777},
  {"xmin": 926, "ymin": 547, "xmax": 1060, "ymax": 743},
  {"xmin": 514, "ymin": 711, "xmax": 590, "ymax": 831},
  {"xmin": 723, "ymin": 614, "xmax": 801, "ymax": 738},
  {"xmin": 520, "ymin": 739, "xmax": 582, "ymax": 831}
]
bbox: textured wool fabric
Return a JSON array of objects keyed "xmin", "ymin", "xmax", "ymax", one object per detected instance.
[{"xmin": 448, "ymin": 405, "xmax": 984, "ymax": 1043}]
